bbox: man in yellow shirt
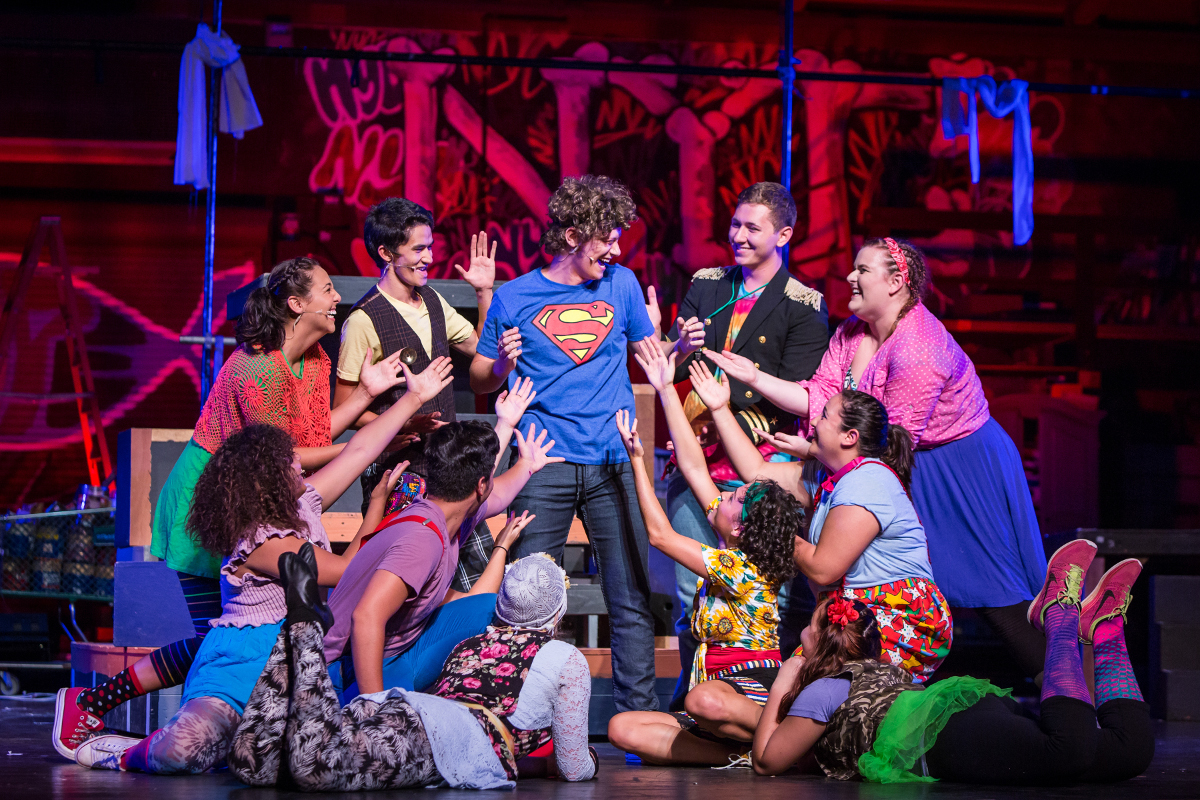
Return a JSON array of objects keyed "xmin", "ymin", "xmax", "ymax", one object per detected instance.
[{"xmin": 334, "ymin": 197, "xmax": 498, "ymax": 588}]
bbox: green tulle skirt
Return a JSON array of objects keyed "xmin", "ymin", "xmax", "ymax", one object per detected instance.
[{"xmin": 857, "ymin": 676, "xmax": 1011, "ymax": 783}]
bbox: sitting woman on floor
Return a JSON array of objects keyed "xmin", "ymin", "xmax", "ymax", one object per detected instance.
[
  {"xmin": 753, "ymin": 544, "xmax": 1151, "ymax": 784},
  {"xmin": 221, "ymin": 548, "xmax": 596, "ymax": 791},
  {"xmin": 71, "ymin": 358, "xmax": 455, "ymax": 773},
  {"xmin": 686, "ymin": 353, "xmax": 952, "ymax": 682},
  {"xmin": 606, "ymin": 347, "xmax": 801, "ymax": 767}
]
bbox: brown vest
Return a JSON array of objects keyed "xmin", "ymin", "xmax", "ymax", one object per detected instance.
[
  {"xmin": 349, "ymin": 285, "xmax": 457, "ymax": 497},
  {"xmin": 813, "ymin": 659, "xmax": 923, "ymax": 780}
]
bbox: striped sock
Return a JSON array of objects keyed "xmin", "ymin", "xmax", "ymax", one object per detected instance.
[
  {"xmin": 1040, "ymin": 602, "xmax": 1091, "ymax": 705},
  {"xmin": 79, "ymin": 667, "xmax": 145, "ymax": 717},
  {"xmin": 1093, "ymin": 618, "xmax": 1143, "ymax": 705},
  {"xmin": 148, "ymin": 637, "xmax": 204, "ymax": 688}
]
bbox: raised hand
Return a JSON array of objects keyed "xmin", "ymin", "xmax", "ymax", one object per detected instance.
[
  {"xmin": 495, "ymin": 510, "xmax": 535, "ymax": 552},
  {"xmin": 706, "ymin": 349, "xmax": 759, "ymax": 387},
  {"xmin": 357, "ymin": 351, "xmax": 405, "ymax": 398},
  {"xmin": 514, "ymin": 422, "xmax": 566, "ymax": 473},
  {"xmin": 453, "ymin": 231, "xmax": 498, "ymax": 291},
  {"xmin": 384, "ymin": 433, "xmax": 421, "ymax": 453},
  {"xmin": 369, "ymin": 462, "xmax": 410, "ymax": 505},
  {"xmin": 495, "ymin": 327, "xmax": 523, "ymax": 375},
  {"xmin": 645, "ymin": 285, "xmax": 663, "ymax": 334},
  {"xmin": 752, "ymin": 427, "xmax": 813, "ymax": 459},
  {"xmin": 673, "ymin": 316, "xmax": 706, "ymax": 358},
  {"xmin": 687, "ymin": 360, "xmax": 730, "ymax": 410},
  {"xmin": 615, "ymin": 408, "xmax": 644, "ymax": 459},
  {"xmin": 401, "ymin": 411, "xmax": 446, "ymax": 435},
  {"xmin": 403, "ymin": 356, "xmax": 453, "ymax": 403},
  {"xmin": 633, "ymin": 338, "xmax": 675, "ymax": 393},
  {"xmin": 494, "ymin": 376, "xmax": 535, "ymax": 429}
]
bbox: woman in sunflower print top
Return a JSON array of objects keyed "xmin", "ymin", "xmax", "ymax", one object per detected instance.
[{"xmin": 605, "ymin": 344, "xmax": 802, "ymax": 767}]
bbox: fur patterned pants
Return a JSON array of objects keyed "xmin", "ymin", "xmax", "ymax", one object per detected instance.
[{"xmin": 228, "ymin": 621, "xmax": 441, "ymax": 792}]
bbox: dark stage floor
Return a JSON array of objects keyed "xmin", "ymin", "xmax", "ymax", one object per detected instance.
[{"xmin": 4, "ymin": 695, "xmax": 1198, "ymax": 799}]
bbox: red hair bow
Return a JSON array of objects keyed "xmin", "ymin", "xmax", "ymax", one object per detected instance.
[{"xmin": 827, "ymin": 598, "xmax": 860, "ymax": 628}]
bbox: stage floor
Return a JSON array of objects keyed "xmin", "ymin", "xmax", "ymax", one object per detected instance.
[{"xmin": 4, "ymin": 696, "xmax": 1198, "ymax": 799}]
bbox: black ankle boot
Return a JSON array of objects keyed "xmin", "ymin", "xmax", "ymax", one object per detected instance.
[{"xmin": 278, "ymin": 542, "xmax": 334, "ymax": 633}]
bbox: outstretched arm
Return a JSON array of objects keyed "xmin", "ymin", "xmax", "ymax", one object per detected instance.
[
  {"xmin": 440, "ymin": 511, "xmax": 533, "ymax": 604},
  {"xmin": 616, "ymin": 410, "xmax": 708, "ymax": 578},
  {"xmin": 482, "ymin": 423, "xmax": 565, "ymax": 519},
  {"xmin": 687, "ymin": 360, "xmax": 807, "ymax": 502},
  {"xmin": 707, "ymin": 350, "xmax": 811, "ymax": 417},
  {"xmin": 308, "ymin": 358, "xmax": 453, "ymax": 508},
  {"xmin": 632, "ymin": 340, "xmax": 720, "ymax": 509}
]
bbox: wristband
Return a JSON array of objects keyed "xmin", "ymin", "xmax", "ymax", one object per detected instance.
[{"xmin": 705, "ymin": 496, "xmax": 722, "ymax": 514}]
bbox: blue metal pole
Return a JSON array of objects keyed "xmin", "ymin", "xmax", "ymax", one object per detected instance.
[
  {"xmin": 778, "ymin": 1, "xmax": 796, "ymax": 267},
  {"xmin": 200, "ymin": 0, "xmax": 224, "ymax": 405}
]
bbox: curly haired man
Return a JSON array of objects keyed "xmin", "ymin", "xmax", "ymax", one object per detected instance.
[{"xmin": 470, "ymin": 175, "xmax": 659, "ymax": 712}]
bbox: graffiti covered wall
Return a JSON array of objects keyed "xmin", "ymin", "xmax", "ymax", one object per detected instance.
[{"xmin": 1, "ymin": 15, "xmax": 1197, "ymax": 504}]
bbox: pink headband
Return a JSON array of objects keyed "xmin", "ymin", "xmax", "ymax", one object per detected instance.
[{"xmin": 884, "ymin": 237, "xmax": 910, "ymax": 286}]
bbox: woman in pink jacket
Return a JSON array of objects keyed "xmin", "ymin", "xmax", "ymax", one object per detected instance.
[{"xmin": 710, "ymin": 238, "xmax": 1047, "ymax": 678}]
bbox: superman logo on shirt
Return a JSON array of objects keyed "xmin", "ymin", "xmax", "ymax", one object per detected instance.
[{"xmin": 532, "ymin": 301, "xmax": 615, "ymax": 365}]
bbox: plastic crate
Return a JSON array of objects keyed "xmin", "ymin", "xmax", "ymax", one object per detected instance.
[{"xmin": 1, "ymin": 508, "xmax": 116, "ymax": 601}]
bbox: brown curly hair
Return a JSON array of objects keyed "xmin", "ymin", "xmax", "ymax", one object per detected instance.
[
  {"xmin": 737, "ymin": 480, "xmax": 802, "ymax": 590},
  {"xmin": 188, "ymin": 424, "xmax": 307, "ymax": 557},
  {"xmin": 775, "ymin": 596, "xmax": 882, "ymax": 722},
  {"xmin": 861, "ymin": 237, "xmax": 931, "ymax": 337},
  {"xmin": 540, "ymin": 175, "xmax": 638, "ymax": 256}
]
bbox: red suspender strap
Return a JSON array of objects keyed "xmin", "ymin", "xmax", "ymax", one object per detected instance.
[{"xmin": 360, "ymin": 513, "xmax": 446, "ymax": 553}]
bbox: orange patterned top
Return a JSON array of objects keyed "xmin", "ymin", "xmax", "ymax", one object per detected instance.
[{"xmin": 192, "ymin": 344, "xmax": 333, "ymax": 454}]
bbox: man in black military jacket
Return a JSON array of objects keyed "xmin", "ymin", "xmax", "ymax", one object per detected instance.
[{"xmin": 659, "ymin": 182, "xmax": 830, "ymax": 707}]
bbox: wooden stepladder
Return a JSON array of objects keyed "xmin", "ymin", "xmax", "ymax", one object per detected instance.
[{"xmin": 0, "ymin": 216, "xmax": 113, "ymax": 487}]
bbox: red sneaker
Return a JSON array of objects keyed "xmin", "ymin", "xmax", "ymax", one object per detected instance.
[
  {"xmin": 1079, "ymin": 558, "xmax": 1142, "ymax": 645},
  {"xmin": 52, "ymin": 687, "xmax": 106, "ymax": 759},
  {"xmin": 1026, "ymin": 538, "xmax": 1096, "ymax": 632}
]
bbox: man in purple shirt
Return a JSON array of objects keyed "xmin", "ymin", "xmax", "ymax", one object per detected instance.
[{"xmin": 325, "ymin": 403, "xmax": 561, "ymax": 699}]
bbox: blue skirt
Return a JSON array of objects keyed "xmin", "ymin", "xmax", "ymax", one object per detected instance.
[{"xmin": 910, "ymin": 417, "xmax": 1046, "ymax": 608}]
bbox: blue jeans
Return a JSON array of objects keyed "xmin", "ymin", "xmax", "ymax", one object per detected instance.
[
  {"xmin": 507, "ymin": 457, "xmax": 658, "ymax": 713},
  {"xmin": 329, "ymin": 593, "xmax": 497, "ymax": 703}
]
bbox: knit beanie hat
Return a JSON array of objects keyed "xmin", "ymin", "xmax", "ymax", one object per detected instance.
[{"xmin": 495, "ymin": 553, "xmax": 569, "ymax": 631}]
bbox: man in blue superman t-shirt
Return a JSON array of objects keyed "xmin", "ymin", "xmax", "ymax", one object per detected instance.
[{"xmin": 471, "ymin": 175, "xmax": 658, "ymax": 712}]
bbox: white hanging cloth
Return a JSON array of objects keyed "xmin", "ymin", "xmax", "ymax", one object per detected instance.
[{"xmin": 174, "ymin": 24, "xmax": 263, "ymax": 189}]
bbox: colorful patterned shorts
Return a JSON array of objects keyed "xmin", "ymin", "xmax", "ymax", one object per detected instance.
[{"xmin": 824, "ymin": 577, "xmax": 953, "ymax": 683}]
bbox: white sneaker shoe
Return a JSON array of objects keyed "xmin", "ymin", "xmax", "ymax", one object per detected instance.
[{"xmin": 74, "ymin": 734, "xmax": 141, "ymax": 770}]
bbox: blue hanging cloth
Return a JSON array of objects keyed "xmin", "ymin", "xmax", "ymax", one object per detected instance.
[
  {"xmin": 175, "ymin": 24, "xmax": 264, "ymax": 190},
  {"xmin": 941, "ymin": 76, "xmax": 1033, "ymax": 246}
]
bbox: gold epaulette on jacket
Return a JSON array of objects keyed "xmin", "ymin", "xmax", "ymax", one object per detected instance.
[
  {"xmin": 785, "ymin": 277, "xmax": 823, "ymax": 311},
  {"xmin": 691, "ymin": 267, "xmax": 732, "ymax": 281}
]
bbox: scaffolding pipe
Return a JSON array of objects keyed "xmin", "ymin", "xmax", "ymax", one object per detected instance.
[
  {"xmin": 199, "ymin": 0, "xmax": 224, "ymax": 405},
  {"xmin": 0, "ymin": 37, "xmax": 1196, "ymax": 98}
]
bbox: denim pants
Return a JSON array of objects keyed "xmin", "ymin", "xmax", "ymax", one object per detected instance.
[{"xmin": 507, "ymin": 457, "xmax": 658, "ymax": 713}]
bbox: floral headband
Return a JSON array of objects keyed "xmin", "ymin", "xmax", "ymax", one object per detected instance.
[
  {"xmin": 883, "ymin": 237, "xmax": 911, "ymax": 286},
  {"xmin": 827, "ymin": 597, "xmax": 860, "ymax": 628}
]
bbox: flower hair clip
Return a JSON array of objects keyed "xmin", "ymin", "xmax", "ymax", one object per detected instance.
[{"xmin": 827, "ymin": 597, "xmax": 860, "ymax": 628}]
